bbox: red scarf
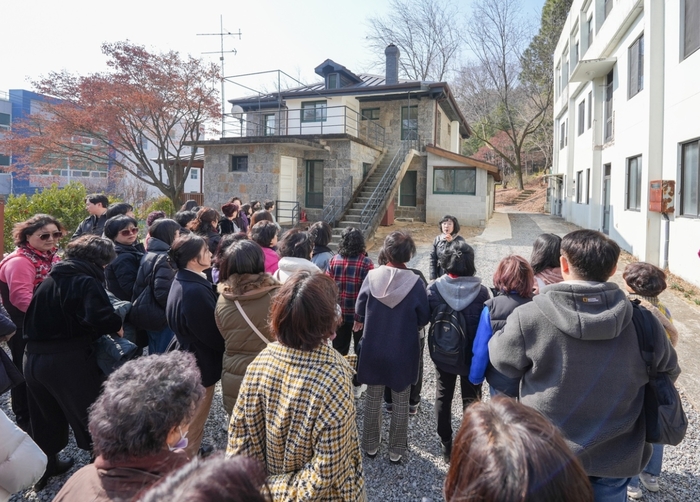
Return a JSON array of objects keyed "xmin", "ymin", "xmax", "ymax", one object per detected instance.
[{"xmin": 13, "ymin": 244, "xmax": 60, "ymax": 286}]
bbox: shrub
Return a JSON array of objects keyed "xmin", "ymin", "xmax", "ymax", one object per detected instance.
[{"xmin": 146, "ymin": 196, "xmax": 176, "ymax": 217}]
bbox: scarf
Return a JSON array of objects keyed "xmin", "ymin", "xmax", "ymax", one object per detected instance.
[
  {"xmin": 13, "ymin": 244, "xmax": 59, "ymax": 286},
  {"xmin": 535, "ymin": 267, "xmax": 564, "ymax": 286}
]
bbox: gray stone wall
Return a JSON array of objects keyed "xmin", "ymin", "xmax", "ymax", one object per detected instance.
[{"xmin": 357, "ymin": 98, "xmax": 436, "ymax": 149}]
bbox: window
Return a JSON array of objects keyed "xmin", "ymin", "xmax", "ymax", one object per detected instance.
[
  {"xmin": 433, "ymin": 168, "xmax": 476, "ymax": 195},
  {"xmin": 587, "ymin": 15, "xmax": 594, "ymax": 51},
  {"xmin": 587, "ymin": 91, "xmax": 593, "ymax": 129},
  {"xmin": 628, "ymin": 35, "xmax": 644, "ymax": 98},
  {"xmin": 0, "ymin": 154, "xmax": 9, "ymax": 166},
  {"xmin": 556, "ymin": 63, "xmax": 561, "ymax": 97},
  {"xmin": 573, "ymin": 41, "xmax": 580, "ymax": 68},
  {"xmin": 361, "ymin": 108, "xmax": 380, "ymax": 120},
  {"xmin": 401, "ymin": 106, "xmax": 418, "ymax": 140},
  {"xmin": 586, "ymin": 168, "xmax": 591, "ymax": 204},
  {"xmin": 578, "ymin": 100, "xmax": 586, "ymax": 136},
  {"xmin": 399, "ymin": 171, "xmax": 417, "ymax": 206},
  {"xmin": 626, "ymin": 155, "xmax": 642, "ymax": 211},
  {"xmin": 229, "ymin": 155, "xmax": 248, "ymax": 172},
  {"xmin": 561, "ymin": 48, "xmax": 569, "ymax": 88},
  {"xmin": 576, "ymin": 170, "xmax": 584, "ymax": 203},
  {"xmin": 604, "ymin": 0, "xmax": 613, "ymax": 20},
  {"xmin": 305, "ymin": 160, "xmax": 324, "ymax": 208},
  {"xmin": 0, "ymin": 113, "xmax": 10, "ymax": 130},
  {"xmin": 190, "ymin": 169, "xmax": 199, "ymax": 180},
  {"xmin": 301, "ymin": 101, "xmax": 327, "ymax": 123},
  {"xmin": 683, "ymin": 0, "xmax": 700, "ymax": 59},
  {"xmin": 363, "ymin": 162, "xmax": 372, "ymax": 179},
  {"xmin": 327, "ymin": 73, "xmax": 339, "ymax": 89},
  {"xmin": 604, "ymin": 69, "xmax": 614, "ymax": 142},
  {"xmin": 264, "ymin": 114, "xmax": 276, "ymax": 136},
  {"xmin": 559, "ymin": 120, "xmax": 567, "ymax": 149},
  {"xmin": 681, "ymin": 139, "xmax": 700, "ymax": 216}
]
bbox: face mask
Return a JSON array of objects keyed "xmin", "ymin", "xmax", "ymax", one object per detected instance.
[{"xmin": 168, "ymin": 426, "xmax": 188, "ymax": 451}]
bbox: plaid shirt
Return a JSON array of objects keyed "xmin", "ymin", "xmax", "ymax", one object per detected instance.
[
  {"xmin": 327, "ymin": 254, "xmax": 374, "ymax": 324},
  {"xmin": 227, "ymin": 342, "xmax": 366, "ymax": 502}
]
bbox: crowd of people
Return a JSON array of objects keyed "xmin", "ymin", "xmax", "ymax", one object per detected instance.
[{"xmin": 0, "ymin": 194, "xmax": 683, "ymax": 502}]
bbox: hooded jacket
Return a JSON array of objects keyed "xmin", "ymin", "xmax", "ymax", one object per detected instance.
[
  {"xmin": 356, "ymin": 266, "xmax": 430, "ymax": 390},
  {"xmin": 272, "ymin": 257, "xmax": 320, "ymax": 284},
  {"xmin": 215, "ymin": 273, "xmax": 280, "ymax": 415},
  {"xmin": 105, "ymin": 243, "xmax": 144, "ymax": 302},
  {"xmin": 489, "ymin": 281, "xmax": 681, "ymax": 478},
  {"xmin": 130, "ymin": 238, "xmax": 176, "ymax": 331}
]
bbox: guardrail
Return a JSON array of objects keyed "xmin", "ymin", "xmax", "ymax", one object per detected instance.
[{"xmin": 276, "ymin": 200, "xmax": 300, "ymax": 227}]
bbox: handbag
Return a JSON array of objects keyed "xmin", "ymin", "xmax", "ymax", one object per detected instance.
[
  {"xmin": 631, "ymin": 300, "xmax": 688, "ymax": 446},
  {"xmin": 93, "ymin": 334, "xmax": 139, "ymax": 375},
  {"xmin": 0, "ymin": 347, "xmax": 24, "ymax": 395},
  {"xmin": 234, "ymin": 300, "xmax": 270, "ymax": 344}
]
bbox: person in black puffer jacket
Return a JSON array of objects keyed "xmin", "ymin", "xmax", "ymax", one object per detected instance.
[
  {"xmin": 104, "ymin": 215, "xmax": 144, "ymax": 302},
  {"xmin": 469, "ymin": 255, "xmax": 534, "ymax": 398},
  {"xmin": 130, "ymin": 219, "xmax": 180, "ymax": 354},
  {"xmin": 429, "ymin": 215, "xmax": 466, "ymax": 280}
]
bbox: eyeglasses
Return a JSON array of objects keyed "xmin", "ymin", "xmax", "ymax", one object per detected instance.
[
  {"xmin": 119, "ymin": 227, "xmax": 139, "ymax": 237},
  {"xmin": 37, "ymin": 232, "xmax": 63, "ymax": 241}
]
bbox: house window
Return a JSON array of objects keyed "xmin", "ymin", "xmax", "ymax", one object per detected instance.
[
  {"xmin": 301, "ymin": 101, "xmax": 327, "ymax": 123},
  {"xmin": 573, "ymin": 41, "xmax": 580, "ymax": 68},
  {"xmin": 190, "ymin": 169, "xmax": 199, "ymax": 180},
  {"xmin": 433, "ymin": 168, "xmax": 476, "ymax": 195},
  {"xmin": 628, "ymin": 34, "xmax": 644, "ymax": 98},
  {"xmin": 626, "ymin": 155, "xmax": 642, "ymax": 211},
  {"xmin": 578, "ymin": 100, "xmax": 585, "ymax": 136},
  {"xmin": 363, "ymin": 162, "xmax": 372, "ymax": 179},
  {"xmin": 0, "ymin": 113, "xmax": 10, "ymax": 130},
  {"xmin": 561, "ymin": 47, "xmax": 569, "ymax": 88},
  {"xmin": 683, "ymin": 0, "xmax": 700, "ymax": 59},
  {"xmin": 681, "ymin": 139, "xmax": 700, "ymax": 216},
  {"xmin": 604, "ymin": 0, "xmax": 613, "ymax": 20},
  {"xmin": 556, "ymin": 63, "xmax": 561, "ymax": 98},
  {"xmin": 559, "ymin": 120, "xmax": 567, "ymax": 149},
  {"xmin": 399, "ymin": 171, "xmax": 417, "ymax": 206},
  {"xmin": 327, "ymin": 73, "xmax": 339, "ymax": 89},
  {"xmin": 604, "ymin": 69, "xmax": 614, "ymax": 142},
  {"xmin": 0, "ymin": 154, "xmax": 9, "ymax": 166},
  {"xmin": 264, "ymin": 114, "xmax": 276, "ymax": 136},
  {"xmin": 401, "ymin": 106, "xmax": 418, "ymax": 140},
  {"xmin": 587, "ymin": 91, "xmax": 592, "ymax": 129},
  {"xmin": 305, "ymin": 160, "xmax": 324, "ymax": 208},
  {"xmin": 229, "ymin": 155, "xmax": 248, "ymax": 172},
  {"xmin": 586, "ymin": 15, "xmax": 594, "ymax": 51},
  {"xmin": 361, "ymin": 108, "xmax": 380, "ymax": 120},
  {"xmin": 576, "ymin": 170, "xmax": 584, "ymax": 203},
  {"xmin": 586, "ymin": 168, "xmax": 591, "ymax": 204}
]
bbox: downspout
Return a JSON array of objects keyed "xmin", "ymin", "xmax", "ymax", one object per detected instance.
[{"xmin": 663, "ymin": 213, "xmax": 670, "ymax": 269}]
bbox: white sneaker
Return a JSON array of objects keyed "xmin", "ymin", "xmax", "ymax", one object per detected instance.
[
  {"xmin": 389, "ymin": 452, "xmax": 402, "ymax": 464},
  {"xmin": 639, "ymin": 472, "xmax": 660, "ymax": 492},
  {"xmin": 353, "ymin": 384, "xmax": 367, "ymax": 399},
  {"xmin": 627, "ymin": 485, "xmax": 643, "ymax": 499}
]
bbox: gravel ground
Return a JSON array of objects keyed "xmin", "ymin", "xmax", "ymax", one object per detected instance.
[{"xmin": 5, "ymin": 212, "xmax": 700, "ymax": 501}]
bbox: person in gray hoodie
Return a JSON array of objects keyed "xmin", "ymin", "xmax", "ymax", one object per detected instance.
[
  {"xmin": 356, "ymin": 231, "xmax": 430, "ymax": 464},
  {"xmin": 489, "ymin": 229, "xmax": 680, "ymax": 502}
]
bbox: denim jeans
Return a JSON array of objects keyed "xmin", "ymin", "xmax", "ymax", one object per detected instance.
[
  {"xmin": 628, "ymin": 444, "xmax": 664, "ymax": 488},
  {"xmin": 589, "ymin": 476, "xmax": 631, "ymax": 502}
]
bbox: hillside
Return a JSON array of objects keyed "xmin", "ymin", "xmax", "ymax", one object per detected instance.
[{"xmin": 495, "ymin": 175, "xmax": 548, "ymax": 213}]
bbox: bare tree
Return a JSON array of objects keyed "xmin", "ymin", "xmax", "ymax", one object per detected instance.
[
  {"xmin": 365, "ymin": 0, "xmax": 463, "ymax": 81},
  {"xmin": 456, "ymin": 0, "xmax": 550, "ymax": 190}
]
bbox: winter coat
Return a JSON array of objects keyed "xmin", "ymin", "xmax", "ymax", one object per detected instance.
[
  {"xmin": 429, "ymin": 235, "xmax": 466, "ymax": 280},
  {"xmin": 105, "ymin": 243, "xmax": 144, "ymax": 302},
  {"xmin": 218, "ymin": 218, "xmax": 240, "ymax": 235},
  {"xmin": 356, "ymin": 266, "xmax": 431, "ymax": 390},
  {"xmin": 53, "ymin": 450, "xmax": 188, "ymax": 502},
  {"xmin": 215, "ymin": 273, "xmax": 280, "ymax": 415},
  {"xmin": 311, "ymin": 246, "xmax": 334, "ymax": 272},
  {"xmin": 198, "ymin": 228, "xmax": 221, "ymax": 255},
  {"xmin": 130, "ymin": 238, "xmax": 176, "ymax": 331},
  {"xmin": 427, "ymin": 275, "xmax": 490, "ymax": 375},
  {"xmin": 489, "ymin": 281, "xmax": 681, "ymax": 478},
  {"xmin": 261, "ymin": 247, "xmax": 280, "ymax": 275},
  {"xmin": 0, "ymin": 409, "xmax": 47, "ymax": 502},
  {"xmin": 166, "ymin": 269, "xmax": 224, "ymax": 387},
  {"xmin": 24, "ymin": 259, "xmax": 123, "ymax": 346},
  {"xmin": 72, "ymin": 213, "xmax": 107, "ymax": 240},
  {"xmin": 273, "ymin": 257, "xmax": 320, "ymax": 284}
]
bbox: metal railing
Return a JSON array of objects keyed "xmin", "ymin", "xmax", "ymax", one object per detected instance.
[
  {"xmin": 225, "ymin": 105, "xmax": 386, "ymax": 149},
  {"xmin": 358, "ymin": 137, "xmax": 421, "ymax": 237},
  {"xmin": 276, "ymin": 200, "xmax": 301, "ymax": 227}
]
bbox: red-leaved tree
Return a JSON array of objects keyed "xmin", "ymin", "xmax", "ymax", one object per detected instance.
[{"xmin": 1, "ymin": 41, "xmax": 221, "ymax": 208}]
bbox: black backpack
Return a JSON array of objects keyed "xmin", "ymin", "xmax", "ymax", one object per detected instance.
[{"xmin": 428, "ymin": 303, "xmax": 472, "ymax": 375}]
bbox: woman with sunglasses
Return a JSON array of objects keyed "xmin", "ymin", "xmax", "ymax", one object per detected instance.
[
  {"xmin": 104, "ymin": 215, "xmax": 144, "ymax": 302},
  {"xmin": 0, "ymin": 214, "xmax": 63, "ymax": 435}
]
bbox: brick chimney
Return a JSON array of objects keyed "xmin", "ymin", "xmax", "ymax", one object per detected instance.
[{"xmin": 385, "ymin": 44, "xmax": 400, "ymax": 85}]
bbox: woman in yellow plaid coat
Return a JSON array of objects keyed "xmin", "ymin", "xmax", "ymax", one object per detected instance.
[{"xmin": 227, "ymin": 271, "xmax": 366, "ymax": 502}]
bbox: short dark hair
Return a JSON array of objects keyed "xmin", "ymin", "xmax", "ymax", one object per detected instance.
[
  {"xmin": 64, "ymin": 234, "xmax": 116, "ymax": 267},
  {"xmin": 86, "ymin": 193, "xmax": 109, "ymax": 208},
  {"xmin": 105, "ymin": 202, "xmax": 134, "ymax": 220},
  {"xmin": 219, "ymin": 240, "xmax": 266, "ymax": 282},
  {"xmin": 149, "ymin": 219, "xmax": 181, "ymax": 246},
  {"xmin": 493, "ymin": 255, "xmax": 534, "ymax": 299},
  {"xmin": 193, "ymin": 207, "xmax": 219, "ymax": 235},
  {"xmin": 174, "ymin": 210, "xmax": 197, "ymax": 229},
  {"xmin": 250, "ymin": 210, "xmax": 274, "ymax": 227},
  {"xmin": 169, "ymin": 234, "xmax": 208, "ymax": 269},
  {"xmin": 250, "ymin": 200, "xmax": 260, "ymax": 210},
  {"xmin": 146, "ymin": 211, "xmax": 166, "ymax": 227},
  {"xmin": 445, "ymin": 397, "xmax": 594, "ymax": 502},
  {"xmin": 310, "ymin": 221, "xmax": 332, "ymax": 247},
  {"xmin": 338, "ymin": 227, "xmax": 365, "ymax": 258},
  {"xmin": 380, "ymin": 231, "xmax": 415, "ymax": 264},
  {"xmin": 264, "ymin": 200, "xmax": 275, "ymax": 210},
  {"xmin": 277, "ymin": 229, "xmax": 313, "ymax": 259},
  {"xmin": 560, "ymin": 229, "xmax": 620, "ymax": 282},
  {"xmin": 180, "ymin": 200, "xmax": 199, "ymax": 212},
  {"xmin": 103, "ymin": 215, "xmax": 138, "ymax": 241},
  {"xmin": 250, "ymin": 221, "xmax": 278, "ymax": 248},
  {"xmin": 139, "ymin": 454, "xmax": 269, "ymax": 502},
  {"xmin": 440, "ymin": 240, "xmax": 476, "ymax": 277},
  {"xmin": 228, "ymin": 196, "xmax": 242, "ymax": 205},
  {"xmin": 89, "ymin": 352, "xmax": 204, "ymax": 462},
  {"xmin": 530, "ymin": 233, "xmax": 562, "ymax": 275},
  {"xmin": 623, "ymin": 262, "xmax": 667, "ymax": 297},
  {"xmin": 439, "ymin": 215, "xmax": 460, "ymax": 235},
  {"xmin": 240, "ymin": 203, "xmax": 252, "ymax": 216},
  {"xmin": 270, "ymin": 271, "xmax": 338, "ymax": 351},
  {"xmin": 221, "ymin": 203, "xmax": 238, "ymax": 218},
  {"xmin": 12, "ymin": 214, "xmax": 65, "ymax": 246}
]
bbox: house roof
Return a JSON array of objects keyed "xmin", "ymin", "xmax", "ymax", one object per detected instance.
[
  {"xmin": 426, "ymin": 145, "xmax": 502, "ymax": 182},
  {"xmin": 314, "ymin": 59, "xmax": 363, "ymax": 84}
]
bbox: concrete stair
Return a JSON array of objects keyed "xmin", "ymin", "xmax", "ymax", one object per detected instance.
[{"xmin": 506, "ymin": 189, "xmax": 537, "ymax": 205}]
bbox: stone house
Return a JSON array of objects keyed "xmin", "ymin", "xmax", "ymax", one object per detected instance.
[{"xmin": 199, "ymin": 45, "xmax": 500, "ymax": 236}]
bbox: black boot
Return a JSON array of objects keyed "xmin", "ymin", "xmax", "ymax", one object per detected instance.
[
  {"xmin": 441, "ymin": 440, "xmax": 452, "ymax": 463},
  {"xmin": 34, "ymin": 454, "xmax": 74, "ymax": 491}
]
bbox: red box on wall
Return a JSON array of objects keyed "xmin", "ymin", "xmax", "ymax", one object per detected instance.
[{"xmin": 648, "ymin": 180, "xmax": 675, "ymax": 213}]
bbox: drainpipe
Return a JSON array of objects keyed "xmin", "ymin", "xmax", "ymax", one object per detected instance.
[{"xmin": 662, "ymin": 213, "xmax": 670, "ymax": 269}]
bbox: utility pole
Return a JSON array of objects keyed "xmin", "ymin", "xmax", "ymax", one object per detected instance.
[{"xmin": 198, "ymin": 15, "xmax": 241, "ymax": 137}]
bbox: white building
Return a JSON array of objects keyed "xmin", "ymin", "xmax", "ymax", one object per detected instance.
[{"xmin": 552, "ymin": 0, "xmax": 700, "ymax": 287}]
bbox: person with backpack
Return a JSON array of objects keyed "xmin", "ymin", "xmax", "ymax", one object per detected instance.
[{"xmin": 427, "ymin": 239, "xmax": 489, "ymax": 462}]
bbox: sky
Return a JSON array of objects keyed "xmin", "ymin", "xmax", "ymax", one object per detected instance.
[{"xmin": 2, "ymin": 0, "xmax": 545, "ymax": 104}]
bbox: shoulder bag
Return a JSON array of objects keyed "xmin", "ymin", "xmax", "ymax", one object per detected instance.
[{"xmin": 234, "ymin": 300, "xmax": 270, "ymax": 344}]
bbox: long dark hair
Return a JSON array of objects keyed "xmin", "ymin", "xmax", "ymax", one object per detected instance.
[{"xmin": 530, "ymin": 233, "xmax": 562, "ymax": 275}]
